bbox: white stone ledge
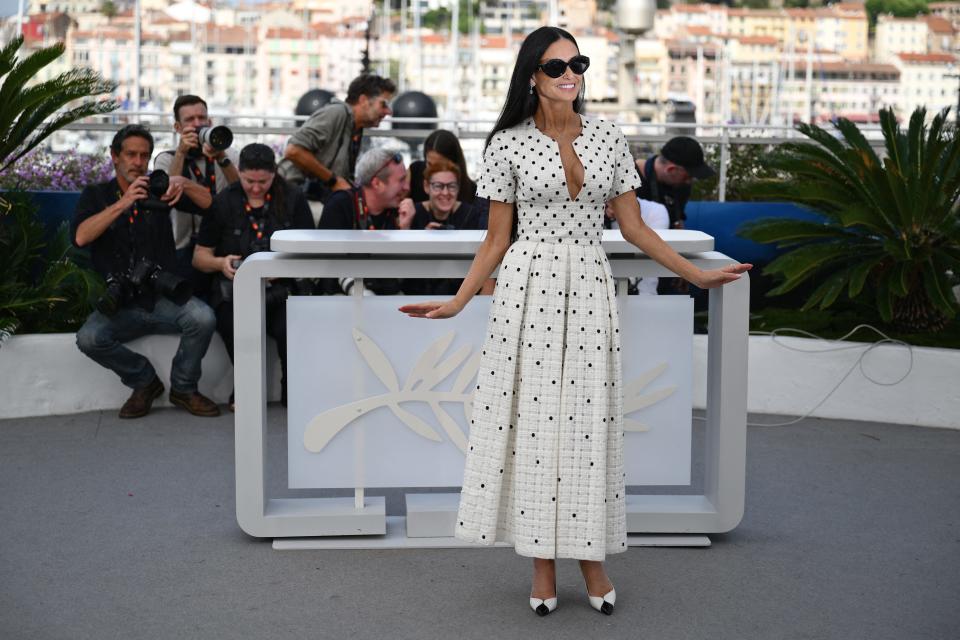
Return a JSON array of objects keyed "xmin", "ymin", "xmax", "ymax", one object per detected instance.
[
  {"xmin": 0, "ymin": 333, "xmax": 281, "ymax": 418},
  {"xmin": 693, "ymin": 335, "xmax": 959, "ymax": 430},
  {"xmin": 0, "ymin": 333, "xmax": 956, "ymax": 428}
]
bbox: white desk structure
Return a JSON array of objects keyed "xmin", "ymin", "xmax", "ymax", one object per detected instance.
[{"xmin": 234, "ymin": 230, "xmax": 749, "ymax": 549}]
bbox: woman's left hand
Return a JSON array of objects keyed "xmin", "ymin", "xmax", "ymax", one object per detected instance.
[{"xmin": 692, "ymin": 263, "xmax": 752, "ymax": 289}]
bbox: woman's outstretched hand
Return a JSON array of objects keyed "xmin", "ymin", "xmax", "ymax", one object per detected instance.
[
  {"xmin": 398, "ymin": 299, "xmax": 464, "ymax": 319},
  {"xmin": 692, "ymin": 263, "xmax": 753, "ymax": 289}
]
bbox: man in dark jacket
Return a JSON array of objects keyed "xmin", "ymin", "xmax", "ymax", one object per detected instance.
[
  {"xmin": 73, "ymin": 124, "xmax": 220, "ymax": 418},
  {"xmin": 635, "ymin": 136, "xmax": 715, "ymax": 229}
]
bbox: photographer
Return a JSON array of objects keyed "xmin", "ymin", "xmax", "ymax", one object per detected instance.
[
  {"xmin": 316, "ymin": 147, "xmax": 414, "ymax": 295},
  {"xmin": 401, "ymin": 157, "xmax": 479, "ymax": 296},
  {"xmin": 73, "ymin": 124, "xmax": 220, "ymax": 419},
  {"xmin": 193, "ymin": 143, "xmax": 313, "ymax": 410},
  {"xmin": 278, "ymin": 74, "xmax": 396, "ymax": 223},
  {"xmin": 154, "ymin": 95, "xmax": 239, "ymax": 292}
]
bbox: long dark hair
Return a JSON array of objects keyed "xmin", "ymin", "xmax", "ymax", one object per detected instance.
[
  {"xmin": 485, "ymin": 27, "xmax": 585, "ymax": 150},
  {"xmin": 423, "ymin": 129, "xmax": 476, "ymax": 195}
]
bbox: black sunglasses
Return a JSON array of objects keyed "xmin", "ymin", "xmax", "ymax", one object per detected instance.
[
  {"xmin": 537, "ymin": 55, "xmax": 590, "ymax": 78},
  {"xmin": 372, "ymin": 152, "xmax": 403, "ymax": 181}
]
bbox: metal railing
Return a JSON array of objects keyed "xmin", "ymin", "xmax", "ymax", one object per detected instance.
[{"xmin": 54, "ymin": 113, "xmax": 888, "ymax": 202}]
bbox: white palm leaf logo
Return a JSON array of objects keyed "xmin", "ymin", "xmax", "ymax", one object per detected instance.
[
  {"xmin": 304, "ymin": 329, "xmax": 479, "ymax": 454},
  {"xmin": 303, "ymin": 329, "xmax": 677, "ymax": 451},
  {"xmin": 623, "ymin": 362, "xmax": 676, "ymax": 432}
]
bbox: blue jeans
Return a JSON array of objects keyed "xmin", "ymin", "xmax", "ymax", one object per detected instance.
[{"xmin": 76, "ymin": 297, "xmax": 216, "ymax": 393}]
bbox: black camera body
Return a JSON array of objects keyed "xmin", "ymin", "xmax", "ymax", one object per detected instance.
[
  {"xmin": 214, "ymin": 233, "xmax": 292, "ymax": 307},
  {"xmin": 96, "ymin": 258, "xmax": 193, "ymax": 316},
  {"xmin": 137, "ymin": 170, "xmax": 171, "ymax": 212}
]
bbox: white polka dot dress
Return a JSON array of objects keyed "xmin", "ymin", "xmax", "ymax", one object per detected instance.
[{"xmin": 454, "ymin": 116, "xmax": 642, "ymax": 560}]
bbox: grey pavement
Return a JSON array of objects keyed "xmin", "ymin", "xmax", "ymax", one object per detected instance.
[{"xmin": 1, "ymin": 408, "xmax": 958, "ymax": 640}]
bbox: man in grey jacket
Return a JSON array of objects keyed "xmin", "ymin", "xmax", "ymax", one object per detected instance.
[{"xmin": 279, "ymin": 74, "xmax": 396, "ymax": 223}]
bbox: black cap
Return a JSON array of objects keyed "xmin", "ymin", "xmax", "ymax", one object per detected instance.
[
  {"xmin": 660, "ymin": 136, "xmax": 714, "ymax": 180},
  {"xmin": 238, "ymin": 143, "xmax": 277, "ymax": 172}
]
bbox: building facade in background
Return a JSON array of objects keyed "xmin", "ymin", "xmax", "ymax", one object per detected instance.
[{"xmin": 5, "ymin": 0, "xmax": 959, "ymax": 124}]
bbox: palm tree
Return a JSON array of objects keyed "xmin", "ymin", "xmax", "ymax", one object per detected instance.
[
  {"xmin": 740, "ymin": 106, "xmax": 959, "ymax": 333},
  {"xmin": 0, "ymin": 36, "xmax": 118, "ymax": 176},
  {"xmin": 0, "ymin": 36, "xmax": 117, "ymax": 342}
]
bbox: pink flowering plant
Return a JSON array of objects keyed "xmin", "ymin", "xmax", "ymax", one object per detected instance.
[{"xmin": 0, "ymin": 149, "xmax": 113, "ymax": 192}]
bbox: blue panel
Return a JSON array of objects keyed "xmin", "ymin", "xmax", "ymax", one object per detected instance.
[{"xmin": 684, "ymin": 201, "xmax": 824, "ymax": 266}]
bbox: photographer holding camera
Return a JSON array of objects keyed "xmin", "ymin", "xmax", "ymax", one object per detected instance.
[
  {"xmin": 278, "ymin": 74, "xmax": 396, "ymax": 223},
  {"xmin": 192, "ymin": 143, "xmax": 313, "ymax": 410},
  {"xmin": 154, "ymin": 95, "xmax": 239, "ymax": 291},
  {"xmin": 73, "ymin": 124, "xmax": 220, "ymax": 419}
]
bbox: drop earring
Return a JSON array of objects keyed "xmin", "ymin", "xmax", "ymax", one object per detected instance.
[{"xmin": 529, "ymin": 84, "xmax": 534, "ymax": 95}]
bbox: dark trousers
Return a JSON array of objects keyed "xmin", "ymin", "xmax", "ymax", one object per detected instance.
[
  {"xmin": 214, "ymin": 299, "xmax": 288, "ymax": 399},
  {"xmin": 76, "ymin": 297, "xmax": 216, "ymax": 393}
]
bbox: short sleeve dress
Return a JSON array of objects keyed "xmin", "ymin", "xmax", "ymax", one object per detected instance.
[{"xmin": 454, "ymin": 115, "xmax": 642, "ymax": 561}]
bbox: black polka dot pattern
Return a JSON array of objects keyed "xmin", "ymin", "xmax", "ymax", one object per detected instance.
[{"xmin": 453, "ymin": 117, "xmax": 638, "ymax": 562}]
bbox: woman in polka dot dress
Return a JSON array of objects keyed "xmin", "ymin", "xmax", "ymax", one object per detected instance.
[{"xmin": 399, "ymin": 26, "xmax": 751, "ymax": 616}]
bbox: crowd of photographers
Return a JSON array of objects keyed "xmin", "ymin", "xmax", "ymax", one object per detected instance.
[
  {"xmin": 72, "ymin": 73, "xmax": 714, "ymax": 419},
  {"xmin": 72, "ymin": 74, "xmax": 489, "ymax": 418}
]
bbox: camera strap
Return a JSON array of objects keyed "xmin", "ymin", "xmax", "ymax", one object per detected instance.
[
  {"xmin": 116, "ymin": 187, "xmax": 144, "ymax": 271},
  {"xmin": 116, "ymin": 188, "xmax": 142, "ymax": 226},
  {"xmin": 353, "ymin": 188, "xmax": 396, "ymax": 231},
  {"xmin": 187, "ymin": 158, "xmax": 216, "ymax": 194},
  {"xmin": 243, "ymin": 192, "xmax": 272, "ymax": 241}
]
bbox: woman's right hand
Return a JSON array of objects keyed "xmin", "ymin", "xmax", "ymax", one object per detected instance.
[{"xmin": 398, "ymin": 299, "xmax": 463, "ymax": 319}]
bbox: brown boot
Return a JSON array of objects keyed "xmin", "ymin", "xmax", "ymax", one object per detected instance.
[
  {"xmin": 169, "ymin": 389, "xmax": 221, "ymax": 417},
  {"xmin": 119, "ymin": 376, "xmax": 164, "ymax": 419}
]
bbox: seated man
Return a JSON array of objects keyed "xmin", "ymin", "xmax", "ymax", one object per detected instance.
[
  {"xmin": 73, "ymin": 124, "xmax": 220, "ymax": 419},
  {"xmin": 316, "ymin": 147, "xmax": 414, "ymax": 295}
]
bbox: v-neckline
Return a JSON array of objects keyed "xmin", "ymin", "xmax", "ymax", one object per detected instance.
[{"xmin": 530, "ymin": 115, "xmax": 586, "ymax": 202}]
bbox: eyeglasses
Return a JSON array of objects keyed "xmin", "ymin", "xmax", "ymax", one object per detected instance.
[
  {"xmin": 537, "ymin": 55, "xmax": 590, "ymax": 78},
  {"xmin": 428, "ymin": 181, "xmax": 459, "ymax": 193},
  {"xmin": 372, "ymin": 152, "xmax": 403, "ymax": 182}
]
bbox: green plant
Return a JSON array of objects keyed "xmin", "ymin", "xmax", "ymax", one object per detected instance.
[
  {"xmin": 865, "ymin": 0, "xmax": 929, "ymax": 26},
  {"xmin": 0, "ymin": 190, "xmax": 104, "ymax": 342},
  {"xmin": 740, "ymin": 106, "xmax": 960, "ymax": 333},
  {"xmin": 0, "ymin": 36, "xmax": 117, "ymax": 176}
]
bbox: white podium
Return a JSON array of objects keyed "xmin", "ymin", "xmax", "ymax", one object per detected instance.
[{"xmin": 234, "ymin": 230, "xmax": 749, "ymax": 547}]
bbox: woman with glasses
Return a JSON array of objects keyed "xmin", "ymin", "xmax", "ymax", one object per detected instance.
[
  {"xmin": 404, "ymin": 129, "xmax": 490, "ymax": 230},
  {"xmin": 407, "ymin": 129, "xmax": 478, "ymax": 204},
  {"xmin": 403, "ymin": 158, "xmax": 479, "ymax": 296},
  {"xmin": 400, "ymin": 27, "xmax": 750, "ymax": 617},
  {"xmin": 412, "ymin": 158, "xmax": 477, "ymax": 233}
]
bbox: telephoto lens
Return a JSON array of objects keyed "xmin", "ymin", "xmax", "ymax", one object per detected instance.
[
  {"xmin": 153, "ymin": 271, "xmax": 193, "ymax": 306},
  {"xmin": 197, "ymin": 125, "xmax": 233, "ymax": 151}
]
